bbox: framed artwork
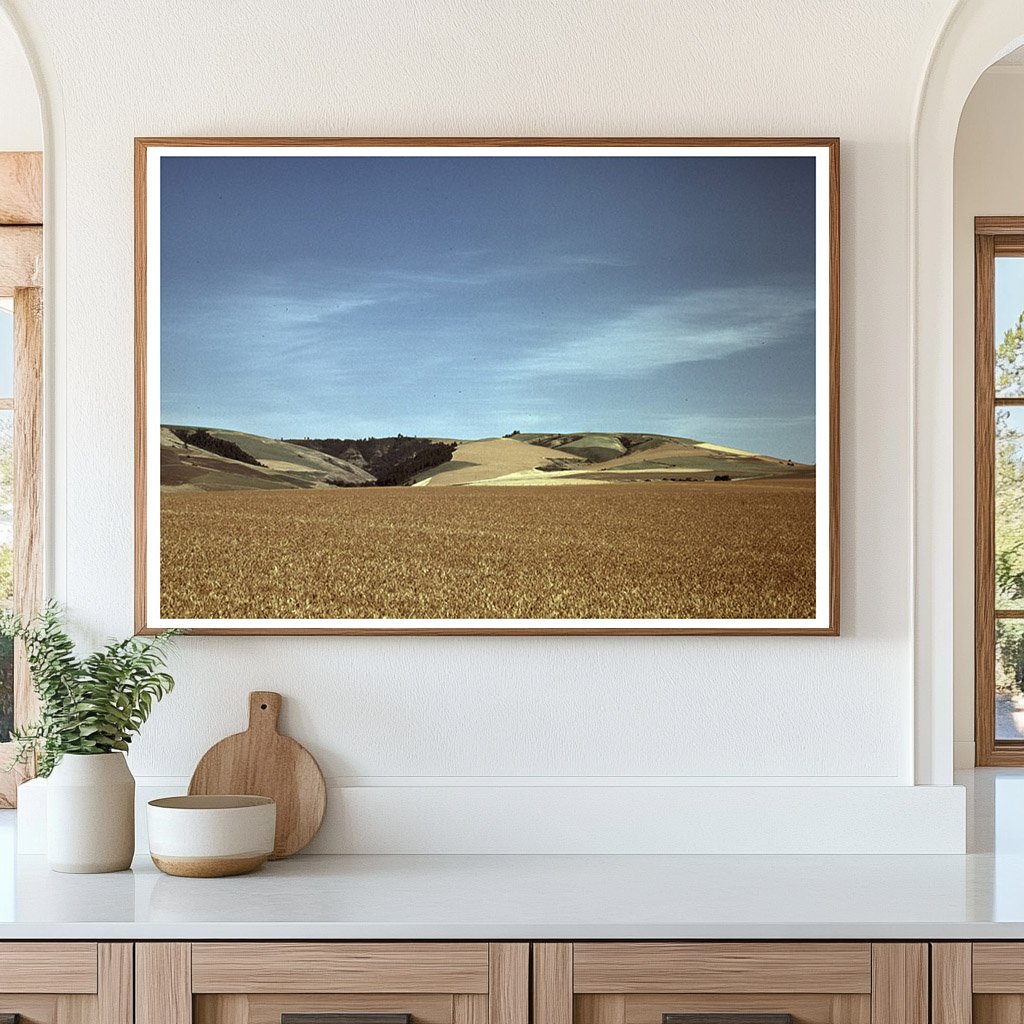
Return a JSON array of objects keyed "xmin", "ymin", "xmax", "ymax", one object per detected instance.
[{"xmin": 135, "ymin": 137, "xmax": 839, "ymax": 635}]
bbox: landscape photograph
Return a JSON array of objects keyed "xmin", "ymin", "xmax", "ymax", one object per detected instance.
[{"xmin": 140, "ymin": 141, "xmax": 835, "ymax": 632}]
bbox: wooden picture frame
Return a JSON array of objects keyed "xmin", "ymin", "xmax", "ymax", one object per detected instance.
[{"xmin": 135, "ymin": 137, "xmax": 839, "ymax": 636}]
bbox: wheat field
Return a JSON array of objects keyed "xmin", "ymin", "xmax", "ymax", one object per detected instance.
[{"xmin": 159, "ymin": 480, "xmax": 816, "ymax": 620}]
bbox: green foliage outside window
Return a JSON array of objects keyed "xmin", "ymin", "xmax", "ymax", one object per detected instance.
[{"xmin": 996, "ymin": 311, "xmax": 1024, "ymax": 692}]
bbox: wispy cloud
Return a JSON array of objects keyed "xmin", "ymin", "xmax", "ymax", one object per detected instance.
[{"xmin": 505, "ymin": 284, "xmax": 814, "ymax": 381}]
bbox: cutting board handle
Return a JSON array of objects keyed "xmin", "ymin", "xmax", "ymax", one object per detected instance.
[{"xmin": 248, "ymin": 691, "xmax": 282, "ymax": 734}]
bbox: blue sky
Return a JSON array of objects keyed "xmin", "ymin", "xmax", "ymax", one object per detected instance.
[
  {"xmin": 160, "ymin": 153, "xmax": 818, "ymax": 462},
  {"xmin": 997, "ymin": 257, "xmax": 1024, "ymax": 355}
]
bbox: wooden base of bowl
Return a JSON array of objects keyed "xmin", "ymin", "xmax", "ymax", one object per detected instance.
[{"xmin": 151, "ymin": 853, "xmax": 269, "ymax": 878}]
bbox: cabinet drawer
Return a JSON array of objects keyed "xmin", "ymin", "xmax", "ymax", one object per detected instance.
[
  {"xmin": 139, "ymin": 942, "xmax": 528, "ymax": 1024},
  {"xmin": 192, "ymin": 943, "xmax": 491, "ymax": 994},
  {"xmin": 0, "ymin": 942, "xmax": 98, "ymax": 993},
  {"xmin": 0, "ymin": 942, "xmax": 130, "ymax": 1024},
  {"xmin": 535, "ymin": 944, "xmax": 925, "ymax": 1024},
  {"xmin": 572, "ymin": 944, "xmax": 872, "ymax": 994}
]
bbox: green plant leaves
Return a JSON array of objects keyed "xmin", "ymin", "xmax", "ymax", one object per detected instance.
[{"xmin": 1, "ymin": 603, "xmax": 180, "ymax": 777}]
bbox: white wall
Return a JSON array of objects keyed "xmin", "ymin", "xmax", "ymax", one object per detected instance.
[
  {"xmin": 1, "ymin": 0, "xmax": 972, "ymax": 851},
  {"xmin": 953, "ymin": 66, "xmax": 1024, "ymax": 767},
  {"xmin": 0, "ymin": 9, "xmax": 39, "ymax": 152}
]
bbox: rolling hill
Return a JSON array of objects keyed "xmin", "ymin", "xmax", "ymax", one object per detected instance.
[
  {"xmin": 160, "ymin": 426, "xmax": 373, "ymax": 491},
  {"xmin": 160, "ymin": 426, "xmax": 812, "ymax": 491},
  {"xmin": 415, "ymin": 432, "xmax": 812, "ymax": 487}
]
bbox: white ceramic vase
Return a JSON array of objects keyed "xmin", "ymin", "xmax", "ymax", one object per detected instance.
[{"xmin": 46, "ymin": 752, "xmax": 136, "ymax": 873}]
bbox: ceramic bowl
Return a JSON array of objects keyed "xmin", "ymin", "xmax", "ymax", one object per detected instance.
[{"xmin": 147, "ymin": 795, "xmax": 276, "ymax": 878}]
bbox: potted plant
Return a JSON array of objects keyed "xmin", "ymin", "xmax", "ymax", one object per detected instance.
[{"xmin": 2, "ymin": 603, "xmax": 178, "ymax": 873}]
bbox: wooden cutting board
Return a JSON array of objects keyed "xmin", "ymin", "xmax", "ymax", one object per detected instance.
[{"xmin": 188, "ymin": 691, "xmax": 327, "ymax": 860}]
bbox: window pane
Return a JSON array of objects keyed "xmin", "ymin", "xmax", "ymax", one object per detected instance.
[
  {"xmin": 998, "ymin": 620, "xmax": 1024, "ymax": 740},
  {"xmin": 996, "ymin": 257, "xmax": 1024, "ymax": 397},
  {"xmin": 0, "ymin": 307, "xmax": 11, "ymax": 399},
  {"xmin": 0, "ymin": 406, "xmax": 11, "ymax": 742},
  {"xmin": 997, "ymin": 407, "xmax": 1024, "ymax": 609}
]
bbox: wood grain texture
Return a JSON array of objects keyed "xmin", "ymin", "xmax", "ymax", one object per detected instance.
[
  {"xmin": 977, "ymin": 217, "xmax": 1024, "ymax": 236},
  {"xmin": 134, "ymin": 136, "xmax": 839, "ymax": 637},
  {"xmin": 133, "ymin": 136, "xmax": 148, "ymax": 634},
  {"xmin": 0, "ymin": 752, "xmax": 19, "ymax": 808},
  {"xmin": 489, "ymin": 943, "xmax": 529, "ymax": 1024},
  {"xmin": 188, "ymin": 690, "xmax": 326, "ymax": 858},
  {"xmin": 976, "ymin": 229, "xmax": 999, "ymax": 766},
  {"xmin": 826, "ymin": 132, "xmax": 841, "ymax": 636},
  {"xmin": 98, "ymin": 944, "xmax": 133, "ymax": 1024},
  {"xmin": 192, "ymin": 942, "xmax": 489, "ymax": 994},
  {"xmin": 869, "ymin": 945, "xmax": 927, "ymax": 1024},
  {"xmin": 0, "ymin": 152, "xmax": 42, "ymax": 225},
  {"xmin": 573, "ymin": 944, "xmax": 872, "ymax": 994},
  {"xmin": 972, "ymin": 943, "xmax": 1024, "ymax": 992},
  {"xmin": 662, "ymin": 1015, "xmax": 792, "ymax": 1024},
  {"xmin": 455, "ymin": 994, "xmax": 489, "ymax": 1024},
  {"xmin": 136, "ymin": 943, "xmax": 192, "ymax": 1024},
  {"xmin": 151, "ymin": 852, "xmax": 269, "ymax": 877},
  {"xmin": 0, "ymin": 226, "xmax": 41, "ymax": 296},
  {"xmin": 930, "ymin": 945, "xmax": 971, "ymax": 1024},
  {"xmin": 197, "ymin": 997, "xmax": 455, "ymax": 1024},
  {"xmin": 577, "ymin": 995, "xmax": 626, "ymax": 1024},
  {"xmin": 534, "ymin": 944, "xmax": 573, "ymax": 1024},
  {"xmin": 14, "ymin": 286, "xmax": 42, "ymax": 731},
  {"xmin": 0, "ymin": 998, "xmax": 103, "ymax": 1024},
  {"xmin": 265, "ymin": 995, "xmax": 449, "ymax": 1024},
  {"xmin": 624, "ymin": 994, "xmax": 869, "ymax": 1024},
  {"xmin": 0, "ymin": 943, "xmax": 96, "ymax": 994},
  {"xmin": 973, "ymin": 995, "xmax": 1024, "ymax": 1024},
  {"xmin": 195, "ymin": 995, "xmax": 249, "ymax": 1024},
  {"xmin": 280, "ymin": 1016, "xmax": 411, "ymax": 1024}
]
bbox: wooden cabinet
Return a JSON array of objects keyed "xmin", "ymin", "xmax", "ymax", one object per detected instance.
[
  {"xmin": 136, "ymin": 942, "xmax": 528, "ymax": 1024},
  {"xmin": 532, "ymin": 944, "xmax": 928, "ymax": 1024},
  {"xmin": 0, "ymin": 939, "xmax": 935, "ymax": 1024},
  {"xmin": 932, "ymin": 943, "xmax": 1024, "ymax": 1024},
  {"xmin": 0, "ymin": 942, "xmax": 131, "ymax": 1023}
]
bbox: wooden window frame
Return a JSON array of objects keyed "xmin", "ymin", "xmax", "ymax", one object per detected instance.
[
  {"xmin": 975, "ymin": 217, "xmax": 1024, "ymax": 765},
  {"xmin": 0, "ymin": 151, "xmax": 43, "ymax": 807}
]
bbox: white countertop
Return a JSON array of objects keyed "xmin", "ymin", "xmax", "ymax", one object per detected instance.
[
  {"xmin": 1, "ymin": 770, "xmax": 1022, "ymax": 941},
  {"xmin": 2, "ymin": 847, "xmax": 1024, "ymax": 940}
]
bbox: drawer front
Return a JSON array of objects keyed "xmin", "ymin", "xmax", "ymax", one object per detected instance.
[
  {"xmin": 535, "ymin": 944, "xmax": 925, "ymax": 1024},
  {"xmin": 0, "ymin": 942, "xmax": 98, "ymax": 994},
  {"xmin": 191, "ymin": 943, "xmax": 491, "ymax": 993},
  {"xmin": 939, "ymin": 942, "xmax": 1024, "ymax": 1024},
  {"xmin": 139, "ymin": 942, "xmax": 528, "ymax": 1024},
  {"xmin": 572, "ymin": 944, "xmax": 873, "ymax": 994},
  {"xmin": 0, "ymin": 942, "xmax": 130, "ymax": 1024}
]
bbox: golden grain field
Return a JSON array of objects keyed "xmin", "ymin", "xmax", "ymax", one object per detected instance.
[{"xmin": 159, "ymin": 480, "xmax": 816, "ymax": 620}]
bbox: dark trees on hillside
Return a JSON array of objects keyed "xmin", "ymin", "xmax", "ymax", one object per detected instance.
[
  {"xmin": 171, "ymin": 427, "xmax": 264, "ymax": 467},
  {"xmin": 294, "ymin": 436, "xmax": 457, "ymax": 487}
]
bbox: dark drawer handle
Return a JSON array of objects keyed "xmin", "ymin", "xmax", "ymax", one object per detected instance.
[
  {"xmin": 283, "ymin": 1016, "xmax": 412, "ymax": 1024},
  {"xmin": 664, "ymin": 1016, "xmax": 794, "ymax": 1024}
]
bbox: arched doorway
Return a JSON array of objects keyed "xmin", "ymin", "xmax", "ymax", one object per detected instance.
[{"xmin": 914, "ymin": 0, "xmax": 1024, "ymax": 784}]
